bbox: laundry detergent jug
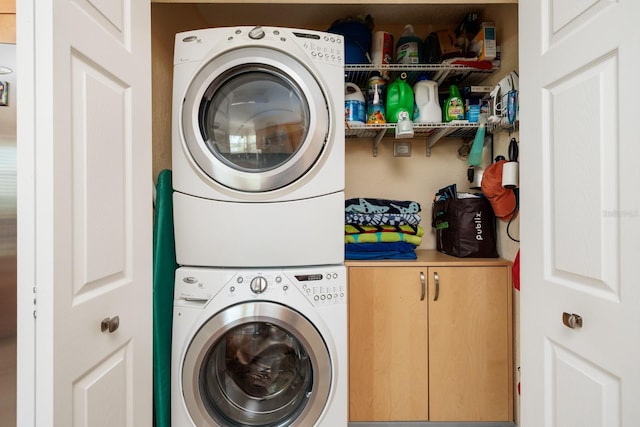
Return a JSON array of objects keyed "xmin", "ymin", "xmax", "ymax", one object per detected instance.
[
  {"xmin": 345, "ymin": 82, "xmax": 366, "ymax": 125},
  {"xmin": 386, "ymin": 73, "xmax": 414, "ymax": 123},
  {"xmin": 396, "ymin": 24, "xmax": 423, "ymax": 64},
  {"xmin": 444, "ymin": 84, "xmax": 465, "ymax": 122},
  {"xmin": 413, "ymin": 76, "xmax": 442, "ymax": 123}
]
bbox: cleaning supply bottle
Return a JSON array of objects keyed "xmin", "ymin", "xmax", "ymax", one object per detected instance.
[
  {"xmin": 386, "ymin": 73, "xmax": 414, "ymax": 123},
  {"xmin": 366, "ymin": 72, "xmax": 387, "ymax": 124},
  {"xmin": 467, "ymin": 117, "xmax": 486, "ymax": 166},
  {"xmin": 443, "ymin": 84, "xmax": 465, "ymax": 122},
  {"xmin": 396, "ymin": 24, "xmax": 423, "ymax": 64},
  {"xmin": 413, "ymin": 76, "xmax": 442, "ymax": 123},
  {"xmin": 345, "ymin": 82, "xmax": 366, "ymax": 126}
]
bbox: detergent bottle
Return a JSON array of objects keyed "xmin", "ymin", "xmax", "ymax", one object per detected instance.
[
  {"xmin": 386, "ymin": 73, "xmax": 414, "ymax": 123},
  {"xmin": 345, "ymin": 82, "xmax": 366, "ymax": 126},
  {"xmin": 413, "ymin": 76, "xmax": 442, "ymax": 124},
  {"xmin": 443, "ymin": 84, "xmax": 465, "ymax": 122},
  {"xmin": 396, "ymin": 24, "xmax": 423, "ymax": 64}
]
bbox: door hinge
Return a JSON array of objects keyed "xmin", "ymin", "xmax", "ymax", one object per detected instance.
[{"xmin": 32, "ymin": 285, "xmax": 37, "ymax": 318}]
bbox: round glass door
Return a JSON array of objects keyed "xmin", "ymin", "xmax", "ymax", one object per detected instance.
[
  {"xmin": 181, "ymin": 47, "xmax": 330, "ymax": 192},
  {"xmin": 182, "ymin": 302, "xmax": 331, "ymax": 426}
]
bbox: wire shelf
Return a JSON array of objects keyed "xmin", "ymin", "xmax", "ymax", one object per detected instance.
[
  {"xmin": 346, "ymin": 122, "xmax": 483, "ymax": 156},
  {"xmin": 344, "ymin": 63, "xmax": 496, "ymax": 87}
]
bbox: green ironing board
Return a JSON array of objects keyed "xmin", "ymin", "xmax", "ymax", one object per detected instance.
[{"xmin": 153, "ymin": 170, "xmax": 177, "ymax": 427}]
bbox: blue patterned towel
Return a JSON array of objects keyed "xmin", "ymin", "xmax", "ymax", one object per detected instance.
[
  {"xmin": 345, "ymin": 198, "xmax": 421, "ymax": 214},
  {"xmin": 345, "ymin": 212, "xmax": 422, "ymax": 226}
]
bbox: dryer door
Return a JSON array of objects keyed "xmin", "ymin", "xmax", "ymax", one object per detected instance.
[
  {"xmin": 181, "ymin": 47, "xmax": 330, "ymax": 193},
  {"xmin": 181, "ymin": 301, "xmax": 331, "ymax": 426}
]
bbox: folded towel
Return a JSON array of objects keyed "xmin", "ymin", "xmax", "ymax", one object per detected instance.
[
  {"xmin": 345, "ymin": 212, "xmax": 422, "ymax": 226},
  {"xmin": 345, "ymin": 232, "xmax": 422, "ymax": 246},
  {"xmin": 345, "ymin": 242, "xmax": 417, "ymax": 260},
  {"xmin": 345, "ymin": 224, "xmax": 424, "ymax": 236},
  {"xmin": 345, "ymin": 242, "xmax": 416, "ymax": 253},
  {"xmin": 345, "ymin": 198, "xmax": 421, "ymax": 214},
  {"xmin": 345, "ymin": 250, "xmax": 417, "ymax": 260}
]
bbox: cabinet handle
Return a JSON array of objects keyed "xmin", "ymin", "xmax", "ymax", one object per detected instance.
[
  {"xmin": 433, "ymin": 272, "xmax": 440, "ymax": 301},
  {"xmin": 420, "ymin": 272, "xmax": 425, "ymax": 301}
]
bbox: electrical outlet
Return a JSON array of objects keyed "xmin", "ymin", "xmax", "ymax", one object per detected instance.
[{"xmin": 393, "ymin": 141, "xmax": 412, "ymax": 157}]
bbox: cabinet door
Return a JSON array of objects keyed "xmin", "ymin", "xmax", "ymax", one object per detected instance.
[
  {"xmin": 428, "ymin": 266, "xmax": 512, "ymax": 421},
  {"xmin": 348, "ymin": 266, "xmax": 428, "ymax": 422}
]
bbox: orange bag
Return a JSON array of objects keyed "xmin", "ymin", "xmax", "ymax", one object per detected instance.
[{"xmin": 481, "ymin": 159, "xmax": 517, "ymax": 220}]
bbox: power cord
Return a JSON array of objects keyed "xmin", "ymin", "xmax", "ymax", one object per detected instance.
[{"xmin": 506, "ymin": 188, "xmax": 520, "ymax": 242}]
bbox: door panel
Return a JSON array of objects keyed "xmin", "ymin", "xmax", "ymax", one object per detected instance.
[
  {"xmin": 348, "ymin": 267, "xmax": 428, "ymax": 422},
  {"xmin": 428, "ymin": 267, "xmax": 512, "ymax": 422},
  {"xmin": 16, "ymin": 0, "xmax": 152, "ymax": 424},
  {"xmin": 520, "ymin": 0, "xmax": 640, "ymax": 425}
]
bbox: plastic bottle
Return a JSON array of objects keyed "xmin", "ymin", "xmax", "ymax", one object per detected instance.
[
  {"xmin": 413, "ymin": 76, "xmax": 442, "ymax": 124},
  {"xmin": 366, "ymin": 72, "xmax": 387, "ymax": 124},
  {"xmin": 396, "ymin": 24, "xmax": 423, "ymax": 64},
  {"xmin": 385, "ymin": 73, "xmax": 414, "ymax": 123},
  {"xmin": 345, "ymin": 82, "xmax": 366, "ymax": 126},
  {"xmin": 443, "ymin": 84, "xmax": 465, "ymax": 122},
  {"xmin": 467, "ymin": 118, "xmax": 486, "ymax": 166}
]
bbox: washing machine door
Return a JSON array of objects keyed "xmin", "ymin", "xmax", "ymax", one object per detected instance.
[
  {"xmin": 181, "ymin": 47, "xmax": 330, "ymax": 193},
  {"xmin": 181, "ymin": 301, "xmax": 331, "ymax": 426}
]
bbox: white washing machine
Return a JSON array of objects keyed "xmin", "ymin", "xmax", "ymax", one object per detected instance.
[
  {"xmin": 172, "ymin": 26, "xmax": 345, "ymax": 267},
  {"xmin": 171, "ymin": 265, "xmax": 347, "ymax": 427}
]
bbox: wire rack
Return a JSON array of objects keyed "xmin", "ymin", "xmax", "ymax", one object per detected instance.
[
  {"xmin": 342, "ymin": 64, "xmax": 520, "ymax": 156},
  {"xmin": 345, "ymin": 122, "xmax": 483, "ymax": 157},
  {"xmin": 344, "ymin": 63, "xmax": 496, "ymax": 87}
]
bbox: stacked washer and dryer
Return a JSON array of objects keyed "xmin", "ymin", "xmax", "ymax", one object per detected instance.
[{"xmin": 170, "ymin": 26, "xmax": 347, "ymax": 427}]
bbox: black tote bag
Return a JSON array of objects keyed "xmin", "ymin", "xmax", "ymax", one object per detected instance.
[{"xmin": 432, "ymin": 196, "xmax": 498, "ymax": 258}]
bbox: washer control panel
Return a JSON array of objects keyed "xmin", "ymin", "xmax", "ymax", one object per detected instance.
[
  {"xmin": 294, "ymin": 271, "xmax": 346, "ymax": 307},
  {"xmin": 175, "ymin": 267, "xmax": 346, "ymax": 307}
]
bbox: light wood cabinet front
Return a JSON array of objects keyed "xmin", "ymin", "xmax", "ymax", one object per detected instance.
[
  {"xmin": 427, "ymin": 266, "xmax": 513, "ymax": 421},
  {"xmin": 348, "ymin": 258, "xmax": 513, "ymax": 423},
  {"xmin": 348, "ymin": 266, "xmax": 429, "ymax": 422},
  {"xmin": 0, "ymin": 0, "xmax": 15, "ymax": 43}
]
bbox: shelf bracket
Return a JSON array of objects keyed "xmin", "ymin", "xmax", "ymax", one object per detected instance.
[
  {"xmin": 425, "ymin": 127, "xmax": 455, "ymax": 156},
  {"xmin": 372, "ymin": 129, "xmax": 386, "ymax": 157},
  {"xmin": 433, "ymin": 69, "xmax": 452, "ymax": 86}
]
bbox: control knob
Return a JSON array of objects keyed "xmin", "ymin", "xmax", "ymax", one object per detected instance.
[
  {"xmin": 250, "ymin": 276, "xmax": 268, "ymax": 294},
  {"xmin": 249, "ymin": 26, "xmax": 265, "ymax": 40}
]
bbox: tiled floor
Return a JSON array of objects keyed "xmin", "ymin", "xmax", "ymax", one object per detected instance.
[{"xmin": 0, "ymin": 336, "xmax": 16, "ymax": 427}]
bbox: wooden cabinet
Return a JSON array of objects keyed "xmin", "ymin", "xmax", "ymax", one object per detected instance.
[
  {"xmin": 427, "ymin": 266, "xmax": 512, "ymax": 421},
  {"xmin": 0, "ymin": 0, "xmax": 16, "ymax": 43},
  {"xmin": 349, "ymin": 266, "xmax": 429, "ymax": 421},
  {"xmin": 347, "ymin": 251, "xmax": 513, "ymax": 423}
]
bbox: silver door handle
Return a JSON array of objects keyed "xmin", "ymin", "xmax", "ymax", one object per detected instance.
[
  {"xmin": 101, "ymin": 316, "xmax": 120, "ymax": 333},
  {"xmin": 420, "ymin": 272, "xmax": 425, "ymax": 301},
  {"xmin": 433, "ymin": 272, "xmax": 440, "ymax": 301},
  {"xmin": 562, "ymin": 312, "xmax": 583, "ymax": 329}
]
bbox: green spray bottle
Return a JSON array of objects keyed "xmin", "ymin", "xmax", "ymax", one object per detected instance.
[{"xmin": 443, "ymin": 84, "xmax": 465, "ymax": 122}]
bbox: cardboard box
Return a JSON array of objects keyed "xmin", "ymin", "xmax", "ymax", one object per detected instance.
[{"xmin": 471, "ymin": 24, "xmax": 496, "ymax": 61}]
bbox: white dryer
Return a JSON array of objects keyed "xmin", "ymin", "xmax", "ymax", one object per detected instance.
[
  {"xmin": 172, "ymin": 26, "xmax": 345, "ymax": 267},
  {"xmin": 171, "ymin": 265, "xmax": 347, "ymax": 427}
]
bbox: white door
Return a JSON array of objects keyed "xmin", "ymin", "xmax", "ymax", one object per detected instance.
[
  {"xmin": 16, "ymin": 0, "xmax": 152, "ymax": 425},
  {"xmin": 520, "ymin": 1, "xmax": 640, "ymax": 426}
]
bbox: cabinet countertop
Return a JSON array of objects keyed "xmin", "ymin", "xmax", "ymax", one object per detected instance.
[{"xmin": 345, "ymin": 249, "xmax": 512, "ymax": 267}]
